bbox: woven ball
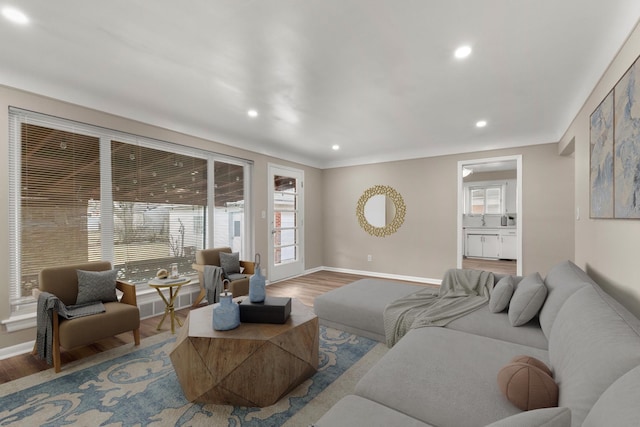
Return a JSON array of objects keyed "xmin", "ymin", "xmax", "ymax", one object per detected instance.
[
  {"xmin": 510, "ymin": 355, "xmax": 553, "ymax": 378},
  {"xmin": 497, "ymin": 362, "xmax": 559, "ymax": 411}
]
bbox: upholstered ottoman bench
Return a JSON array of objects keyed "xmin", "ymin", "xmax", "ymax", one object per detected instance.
[{"xmin": 313, "ymin": 278, "xmax": 424, "ymax": 342}]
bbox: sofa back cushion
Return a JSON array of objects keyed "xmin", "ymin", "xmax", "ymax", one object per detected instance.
[
  {"xmin": 548, "ymin": 286, "xmax": 640, "ymax": 426},
  {"xmin": 539, "ymin": 261, "xmax": 592, "ymax": 338}
]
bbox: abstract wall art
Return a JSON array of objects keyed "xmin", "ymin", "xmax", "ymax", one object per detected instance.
[{"xmin": 590, "ymin": 54, "xmax": 640, "ymax": 219}]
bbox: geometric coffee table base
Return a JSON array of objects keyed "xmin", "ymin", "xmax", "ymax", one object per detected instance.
[{"xmin": 169, "ymin": 299, "xmax": 319, "ymax": 407}]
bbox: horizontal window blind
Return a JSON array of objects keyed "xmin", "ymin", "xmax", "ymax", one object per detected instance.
[{"xmin": 8, "ymin": 108, "xmax": 253, "ymax": 309}]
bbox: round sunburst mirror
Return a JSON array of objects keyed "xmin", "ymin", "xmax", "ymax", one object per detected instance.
[{"xmin": 356, "ymin": 185, "xmax": 406, "ymax": 237}]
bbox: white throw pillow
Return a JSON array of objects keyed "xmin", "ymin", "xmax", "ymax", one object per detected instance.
[
  {"xmin": 489, "ymin": 275, "xmax": 515, "ymax": 313},
  {"xmin": 508, "ymin": 272, "xmax": 547, "ymax": 326}
]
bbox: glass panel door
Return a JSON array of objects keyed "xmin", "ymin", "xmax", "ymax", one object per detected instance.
[{"xmin": 268, "ymin": 165, "xmax": 304, "ymax": 281}]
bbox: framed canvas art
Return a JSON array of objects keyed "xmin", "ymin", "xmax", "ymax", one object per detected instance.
[
  {"xmin": 590, "ymin": 54, "xmax": 640, "ymax": 219},
  {"xmin": 590, "ymin": 90, "xmax": 614, "ymax": 218},
  {"xmin": 613, "ymin": 56, "xmax": 640, "ymax": 218}
]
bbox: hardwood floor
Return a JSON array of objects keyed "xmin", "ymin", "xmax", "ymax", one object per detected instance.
[
  {"xmin": 0, "ymin": 270, "xmax": 380, "ymax": 385},
  {"xmin": 462, "ymin": 257, "xmax": 517, "ymax": 275}
]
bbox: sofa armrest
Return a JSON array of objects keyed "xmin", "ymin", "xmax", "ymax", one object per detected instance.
[
  {"xmin": 116, "ymin": 280, "xmax": 138, "ymax": 306},
  {"xmin": 240, "ymin": 261, "xmax": 255, "ymax": 275}
]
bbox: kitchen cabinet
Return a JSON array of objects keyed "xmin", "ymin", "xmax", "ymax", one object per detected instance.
[
  {"xmin": 465, "ymin": 231, "xmax": 500, "ymax": 258},
  {"xmin": 500, "ymin": 229, "xmax": 517, "ymax": 260},
  {"xmin": 465, "ymin": 228, "xmax": 517, "ymax": 260}
]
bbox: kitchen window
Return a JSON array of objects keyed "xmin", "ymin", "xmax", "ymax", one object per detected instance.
[{"xmin": 467, "ymin": 185, "xmax": 503, "ymax": 215}]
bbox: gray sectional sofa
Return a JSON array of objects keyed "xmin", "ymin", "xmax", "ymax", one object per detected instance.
[{"xmin": 313, "ymin": 261, "xmax": 640, "ymax": 426}]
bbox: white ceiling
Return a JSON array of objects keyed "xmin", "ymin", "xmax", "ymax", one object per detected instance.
[{"xmin": 2, "ymin": 1, "xmax": 640, "ymax": 169}]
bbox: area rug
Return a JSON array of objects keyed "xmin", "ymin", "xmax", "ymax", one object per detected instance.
[{"xmin": 0, "ymin": 326, "xmax": 387, "ymax": 426}]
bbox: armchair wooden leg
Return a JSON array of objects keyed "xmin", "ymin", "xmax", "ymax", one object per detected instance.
[
  {"xmin": 191, "ymin": 287, "xmax": 206, "ymax": 307},
  {"xmin": 53, "ymin": 312, "xmax": 62, "ymax": 373},
  {"xmin": 133, "ymin": 329, "xmax": 140, "ymax": 346}
]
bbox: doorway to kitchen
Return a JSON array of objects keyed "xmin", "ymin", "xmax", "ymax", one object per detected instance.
[{"xmin": 457, "ymin": 155, "xmax": 522, "ymax": 276}]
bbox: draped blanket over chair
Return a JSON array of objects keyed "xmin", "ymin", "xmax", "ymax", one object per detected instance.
[{"xmin": 191, "ymin": 247, "xmax": 255, "ymax": 306}]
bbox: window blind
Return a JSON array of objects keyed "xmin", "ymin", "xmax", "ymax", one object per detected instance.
[{"xmin": 8, "ymin": 108, "xmax": 253, "ymax": 309}]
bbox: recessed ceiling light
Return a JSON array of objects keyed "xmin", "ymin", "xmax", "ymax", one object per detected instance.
[
  {"xmin": 2, "ymin": 7, "xmax": 29, "ymax": 24},
  {"xmin": 476, "ymin": 120, "xmax": 487, "ymax": 128},
  {"xmin": 247, "ymin": 109, "xmax": 258, "ymax": 118},
  {"xmin": 332, "ymin": 144, "xmax": 340, "ymax": 151},
  {"xmin": 454, "ymin": 45, "xmax": 472, "ymax": 59}
]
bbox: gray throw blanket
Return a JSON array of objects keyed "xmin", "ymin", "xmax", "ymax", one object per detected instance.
[
  {"xmin": 204, "ymin": 265, "xmax": 225, "ymax": 304},
  {"xmin": 384, "ymin": 269, "xmax": 494, "ymax": 347},
  {"xmin": 36, "ymin": 292, "xmax": 106, "ymax": 365}
]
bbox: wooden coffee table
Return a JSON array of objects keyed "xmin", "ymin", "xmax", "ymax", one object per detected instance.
[{"xmin": 169, "ymin": 298, "xmax": 319, "ymax": 407}]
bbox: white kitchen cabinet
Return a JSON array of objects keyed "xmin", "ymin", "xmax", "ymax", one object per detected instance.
[
  {"xmin": 500, "ymin": 229, "xmax": 517, "ymax": 260},
  {"xmin": 465, "ymin": 231, "xmax": 500, "ymax": 258},
  {"xmin": 465, "ymin": 228, "xmax": 517, "ymax": 260}
]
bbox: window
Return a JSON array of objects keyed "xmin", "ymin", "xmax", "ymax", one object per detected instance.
[
  {"xmin": 467, "ymin": 185, "xmax": 503, "ymax": 215},
  {"xmin": 9, "ymin": 109, "xmax": 252, "ymax": 312}
]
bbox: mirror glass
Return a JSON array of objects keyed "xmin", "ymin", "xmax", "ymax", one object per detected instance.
[
  {"xmin": 364, "ymin": 194, "xmax": 396, "ymax": 227},
  {"xmin": 356, "ymin": 185, "xmax": 406, "ymax": 237}
]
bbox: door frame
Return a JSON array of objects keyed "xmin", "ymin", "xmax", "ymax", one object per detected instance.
[
  {"xmin": 267, "ymin": 163, "xmax": 305, "ymax": 282},
  {"xmin": 457, "ymin": 155, "xmax": 523, "ymax": 275}
]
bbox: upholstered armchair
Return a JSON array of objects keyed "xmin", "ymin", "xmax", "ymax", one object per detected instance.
[
  {"xmin": 34, "ymin": 261, "xmax": 140, "ymax": 372},
  {"xmin": 191, "ymin": 247, "xmax": 255, "ymax": 307}
]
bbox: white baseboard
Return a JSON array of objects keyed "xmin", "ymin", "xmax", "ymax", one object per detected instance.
[{"xmin": 0, "ymin": 340, "xmax": 35, "ymax": 360}]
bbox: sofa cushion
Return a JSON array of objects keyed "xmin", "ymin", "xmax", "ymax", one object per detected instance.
[
  {"xmin": 485, "ymin": 407, "xmax": 571, "ymax": 427},
  {"xmin": 446, "ymin": 305, "xmax": 548, "ymax": 349},
  {"xmin": 314, "ymin": 279, "xmax": 424, "ymax": 342},
  {"xmin": 314, "ymin": 395, "xmax": 434, "ymax": 427},
  {"xmin": 497, "ymin": 362, "xmax": 558, "ymax": 411},
  {"xmin": 355, "ymin": 327, "xmax": 549, "ymax": 427},
  {"xmin": 219, "ymin": 251, "xmax": 240, "ymax": 275},
  {"xmin": 582, "ymin": 365, "xmax": 640, "ymax": 427},
  {"xmin": 490, "ymin": 275, "xmax": 515, "ymax": 313},
  {"xmin": 76, "ymin": 269, "xmax": 118, "ymax": 305},
  {"xmin": 538, "ymin": 261, "xmax": 592, "ymax": 338},
  {"xmin": 511, "ymin": 355, "xmax": 553, "ymax": 377},
  {"xmin": 509, "ymin": 273, "xmax": 547, "ymax": 326},
  {"xmin": 548, "ymin": 286, "xmax": 640, "ymax": 427}
]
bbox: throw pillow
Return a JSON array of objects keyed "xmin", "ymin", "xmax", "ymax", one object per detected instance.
[
  {"xmin": 219, "ymin": 252, "xmax": 241, "ymax": 275},
  {"xmin": 76, "ymin": 269, "xmax": 118, "ymax": 305},
  {"xmin": 489, "ymin": 275, "xmax": 515, "ymax": 313},
  {"xmin": 508, "ymin": 272, "xmax": 548, "ymax": 326},
  {"xmin": 497, "ymin": 362, "xmax": 559, "ymax": 411},
  {"xmin": 510, "ymin": 355, "xmax": 553, "ymax": 378}
]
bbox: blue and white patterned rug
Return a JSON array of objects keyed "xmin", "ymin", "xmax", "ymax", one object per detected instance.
[{"xmin": 0, "ymin": 326, "xmax": 384, "ymax": 426}]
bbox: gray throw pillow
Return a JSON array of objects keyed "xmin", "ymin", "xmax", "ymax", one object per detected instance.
[
  {"xmin": 76, "ymin": 269, "xmax": 118, "ymax": 305},
  {"xmin": 219, "ymin": 252, "xmax": 240, "ymax": 275},
  {"xmin": 490, "ymin": 275, "xmax": 515, "ymax": 313},
  {"xmin": 508, "ymin": 272, "xmax": 547, "ymax": 326}
]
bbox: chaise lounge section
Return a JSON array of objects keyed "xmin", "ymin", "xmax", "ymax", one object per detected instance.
[{"xmin": 313, "ymin": 260, "xmax": 640, "ymax": 426}]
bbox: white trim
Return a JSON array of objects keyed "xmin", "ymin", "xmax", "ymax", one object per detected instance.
[{"xmin": 0, "ymin": 340, "xmax": 35, "ymax": 360}]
